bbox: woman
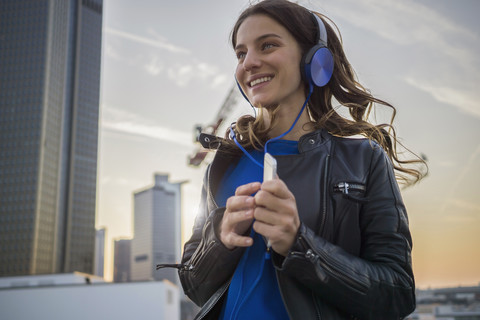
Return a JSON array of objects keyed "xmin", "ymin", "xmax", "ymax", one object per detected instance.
[{"xmin": 178, "ymin": 0, "xmax": 426, "ymax": 319}]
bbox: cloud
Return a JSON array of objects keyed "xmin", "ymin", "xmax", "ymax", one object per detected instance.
[
  {"xmin": 437, "ymin": 161, "xmax": 455, "ymax": 168},
  {"xmin": 319, "ymin": 0, "xmax": 480, "ymax": 120},
  {"xmin": 104, "ymin": 27, "xmax": 228, "ymax": 88},
  {"xmin": 324, "ymin": 0, "xmax": 478, "ymax": 65},
  {"xmin": 144, "ymin": 55, "xmax": 164, "ymax": 76},
  {"xmin": 104, "ymin": 43, "xmax": 123, "ymax": 61},
  {"xmin": 100, "ymin": 176, "xmax": 131, "ymax": 187},
  {"xmin": 101, "ymin": 105, "xmax": 193, "ymax": 147},
  {"xmin": 404, "ymin": 77, "xmax": 480, "ymax": 119},
  {"xmin": 446, "ymin": 198, "xmax": 480, "ymax": 214},
  {"xmin": 167, "ymin": 62, "xmax": 228, "ymax": 88},
  {"xmin": 443, "ymin": 198, "xmax": 480, "ymax": 223},
  {"xmin": 104, "ymin": 27, "xmax": 190, "ymax": 54}
]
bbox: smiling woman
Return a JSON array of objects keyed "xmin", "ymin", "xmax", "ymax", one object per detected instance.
[
  {"xmin": 234, "ymin": 17, "xmax": 304, "ymax": 115},
  {"xmin": 176, "ymin": 0, "xmax": 427, "ymax": 319}
]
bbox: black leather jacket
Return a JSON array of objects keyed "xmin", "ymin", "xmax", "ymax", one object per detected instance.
[{"xmin": 179, "ymin": 129, "xmax": 415, "ymax": 320}]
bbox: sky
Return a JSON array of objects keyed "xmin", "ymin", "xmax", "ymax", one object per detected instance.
[{"xmin": 96, "ymin": 0, "xmax": 480, "ymax": 288}]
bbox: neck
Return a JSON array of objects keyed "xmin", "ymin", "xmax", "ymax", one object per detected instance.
[{"xmin": 265, "ymin": 101, "xmax": 314, "ymax": 141}]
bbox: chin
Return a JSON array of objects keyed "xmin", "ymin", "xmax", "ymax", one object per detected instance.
[{"xmin": 250, "ymin": 97, "xmax": 276, "ymax": 109}]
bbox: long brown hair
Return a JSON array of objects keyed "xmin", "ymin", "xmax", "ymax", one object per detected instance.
[{"xmin": 226, "ymin": 0, "xmax": 427, "ymax": 186}]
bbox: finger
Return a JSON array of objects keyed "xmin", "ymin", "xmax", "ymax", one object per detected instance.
[
  {"xmin": 253, "ymin": 205, "xmax": 297, "ymax": 229},
  {"xmin": 253, "ymin": 219, "xmax": 298, "ymax": 256},
  {"xmin": 253, "ymin": 206, "xmax": 279, "ymax": 225},
  {"xmin": 220, "ymin": 210, "xmax": 254, "ymax": 249},
  {"xmin": 253, "ymin": 189, "xmax": 275, "ymax": 208},
  {"xmin": 226, "ymin": 195, "xmax": 255, "ymax": 212},
  {"xmin": 254, "ymin": 189, "xmax": 296, "ymax": 214},
  {"xmin": 252, "ymin": 220, "xmax": 276, "ymax": 239},
  {"xmin": 224, "ymin": 208, "xmax": 254, "ymax": 227},
  {"xmin": 260, "ymin": 179, "xmax": 294, "ymax": 200},
  {"xmin": 235, "ymin": 181, "xmax": 261, "ymax": 196},
  {"xmin": 224, "ymin": 232, "xmax": 253, "ymax": 248}
]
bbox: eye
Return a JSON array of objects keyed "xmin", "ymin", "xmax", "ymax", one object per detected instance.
[
  {"xmin": 262, "ymin": 42, "xmax": 277, "ymax": 51},
  {"xmin": 236, "ymin": 51, "xmax": 246, "ymax": 60}
]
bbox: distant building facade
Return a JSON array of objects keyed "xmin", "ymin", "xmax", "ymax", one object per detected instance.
[
  {"xmin": 113, "ymin": 238, "xmax": 131, "ymax": 283},
  {"xmin": 0, "ymin": 274, "xmax": 179, "ymax": 320},
  {"xmin": 131, "ymin": 174, "xmax": 184, "ymax": 284},
  {"xmin": 0, "ymin": 0, "xmax": 103, "ymax": 276},
  {"xmin": 412, "ymin": 285, "xmax": 480, "ymax": 320},
  {"xmin": 94, "ymin": 228, "xmax": 106, "ymax": 277}
]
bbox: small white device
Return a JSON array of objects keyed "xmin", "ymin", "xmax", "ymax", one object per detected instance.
[
  {"xmin": 263, "ymin": 153, "xmax": 277, "ymax": 250},
  {"xmin": 263, "ymin": 153, "xmax": 277, "ymax": 182}
]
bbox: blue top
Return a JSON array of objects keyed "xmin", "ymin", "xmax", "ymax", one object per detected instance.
[{"xmin": 215, "ymin": 140, "xmax": 299, "ymax": 320}]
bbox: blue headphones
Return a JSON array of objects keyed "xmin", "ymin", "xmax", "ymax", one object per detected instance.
[{"xmin": 302, "ymin": 13, "xmax": 334, "ymax": 90}]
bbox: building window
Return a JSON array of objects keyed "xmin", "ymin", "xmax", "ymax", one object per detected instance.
[{"xmin": 134, "ymin": 254, "xmax": 148, "ymax": 262}]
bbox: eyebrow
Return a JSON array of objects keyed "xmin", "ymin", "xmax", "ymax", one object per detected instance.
[{"xmin": 235, "ymin": 33, "xmax": 282, "ymax": 51}]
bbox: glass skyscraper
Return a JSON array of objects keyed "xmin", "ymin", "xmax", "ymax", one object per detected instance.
[
  {"xmin": 0, "ymin": 0, "xmax": 103, "ymax": 276},
  {"xmin": 131, "ymin": 174, "xmax": 184, "ymax": 285}
]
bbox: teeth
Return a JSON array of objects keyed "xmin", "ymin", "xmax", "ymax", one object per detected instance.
[{"xmin": 250, "ymin": 77, "xmax": 272, "ymax": 87}]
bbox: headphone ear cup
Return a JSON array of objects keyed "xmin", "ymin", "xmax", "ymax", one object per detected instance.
[{"xmin": 303, "ymin": 44, "xmax": 334, "ymax": 88}]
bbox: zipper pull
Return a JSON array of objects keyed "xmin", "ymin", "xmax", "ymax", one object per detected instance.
[
  {"xmin": 156, "ymin": 263, "xmax": 194, "ymax": 271},
  {"xmin": 337, "ymin": 182, "xmax": 349, "ymax": 194},
  {"xmin": 305, "ymin": 249, "xmax": 318, "ymax": 262},
  {"xmin": 343, "ymin": 182, "xmax": 349, "ymax": 194},
  {"xmin": 335, "ymin": 182, "xmax": 350, "ymax": 194}
]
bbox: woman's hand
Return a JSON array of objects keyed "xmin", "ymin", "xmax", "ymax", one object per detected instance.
[
  {"xmin": 253, "ymin": 179, "xmax": 300, "ymax": 256},
  {"xmin": 219, "ymin": 182, "xmax": 261, "ymax": 250}
]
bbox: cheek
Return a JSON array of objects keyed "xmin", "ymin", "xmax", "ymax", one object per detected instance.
[
  {"xmin": 284, "ymin": 65, "xmax": 303, "ymax": 89},
  {"xmin": 235, "ymin": 67, "xmax": 253, "ymax": 102},
  {"xmin": 235, "ymin": 66, "xmax": 246, "ymax": 89},
  {"xmin": 235, "ymin": 65, "xmax": 243, "ymax": 83}
]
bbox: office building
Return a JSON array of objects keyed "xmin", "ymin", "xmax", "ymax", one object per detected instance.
[
  {"xmin": 131, "ymin": 174, "xmax": 184, "ymax": 284},
  {"xmin": 0, "ymin": 0, "xmax": 103, "ymax": 275},
  {"xmin": 113, "ymin": 238, "xmax": 131, "ymax": 283},
  {"xmin": 94, "ymin": 228, "xmax": 106, "ymax": 277}
]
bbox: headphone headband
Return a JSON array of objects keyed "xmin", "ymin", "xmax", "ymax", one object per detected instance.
[{"xmin": 311, "ymin": 12, "xmax": 328, "ymax": 46}]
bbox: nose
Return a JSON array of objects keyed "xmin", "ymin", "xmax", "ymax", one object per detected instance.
[{"xmin": 242, "ymin": 51, "xmax": 261, "ymax": 72}]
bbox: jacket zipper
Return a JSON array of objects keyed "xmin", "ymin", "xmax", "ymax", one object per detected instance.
[
  {"xmin": 207, "ymin": 164, "xmax": 220, "ymax": 210},
  {"xmin": 274, "ymin": 268, "xmax": 296, "ymax": 319},
  {"xmin": 273, "ymin": 258, "xmax": 321, "ymax": 320},
  {"xmin": 318, "ymin": 154, "xmax": 330, "ymax": 234},
  {"xmin": 312, "ymin": 290, "xmax": 322, "ymax": 320},
  {"xmin": 195, "ymin": 280, "xmax": 231, "ymax": 320},
  {"xmin": 333, "ymin": 182, "xmax": 365, "ymax": 195}
]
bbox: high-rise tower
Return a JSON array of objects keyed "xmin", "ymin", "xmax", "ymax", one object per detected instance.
[
  {"xmin": 131, "ymin": 174, "xmax": 184, "ymax": 285},
  {"xmin": 0, "ymin": 0, "xmax": 103, "ymax": 276}
]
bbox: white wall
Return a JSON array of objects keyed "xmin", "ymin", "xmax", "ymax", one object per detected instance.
[{"xmin": 0, "ymin": 280, "xmax": 179, "ymax": 320}]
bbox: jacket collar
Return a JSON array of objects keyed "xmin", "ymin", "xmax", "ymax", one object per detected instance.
[
  {"xmin": 199, "ymin": 129, "xmax": 332, "ymax": 154},
  {"xmin": 297, "ymin": 129, "xmax": 332, "ymax": 153}
]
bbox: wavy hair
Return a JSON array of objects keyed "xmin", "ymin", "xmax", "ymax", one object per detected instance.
[{"xmin": 225, "ymin": 0, "xmax": 427, "ymax": 186}]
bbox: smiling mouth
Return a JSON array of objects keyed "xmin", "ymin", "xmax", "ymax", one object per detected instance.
[{"xmin": 249, "ymin": 76, "xmax": 272, "ymax": 87}]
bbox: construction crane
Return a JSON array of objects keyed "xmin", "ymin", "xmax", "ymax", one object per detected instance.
[{"xmin": 188, "ymin": 85, "xmax": 239, "ymax": 167}]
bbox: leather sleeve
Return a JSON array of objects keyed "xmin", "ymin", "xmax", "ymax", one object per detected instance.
[
  {"xmin": 275, "ymin": 145, "xmax": 416, "ymax": 319},
  {"xmin": 178, "ymin": 166, "xmax": 243, "ymax": 306}
]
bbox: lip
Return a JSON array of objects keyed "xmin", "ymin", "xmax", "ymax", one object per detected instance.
[{"xmin": 246, "ymin": 74, "xmax": 274, "ymax": 88}]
